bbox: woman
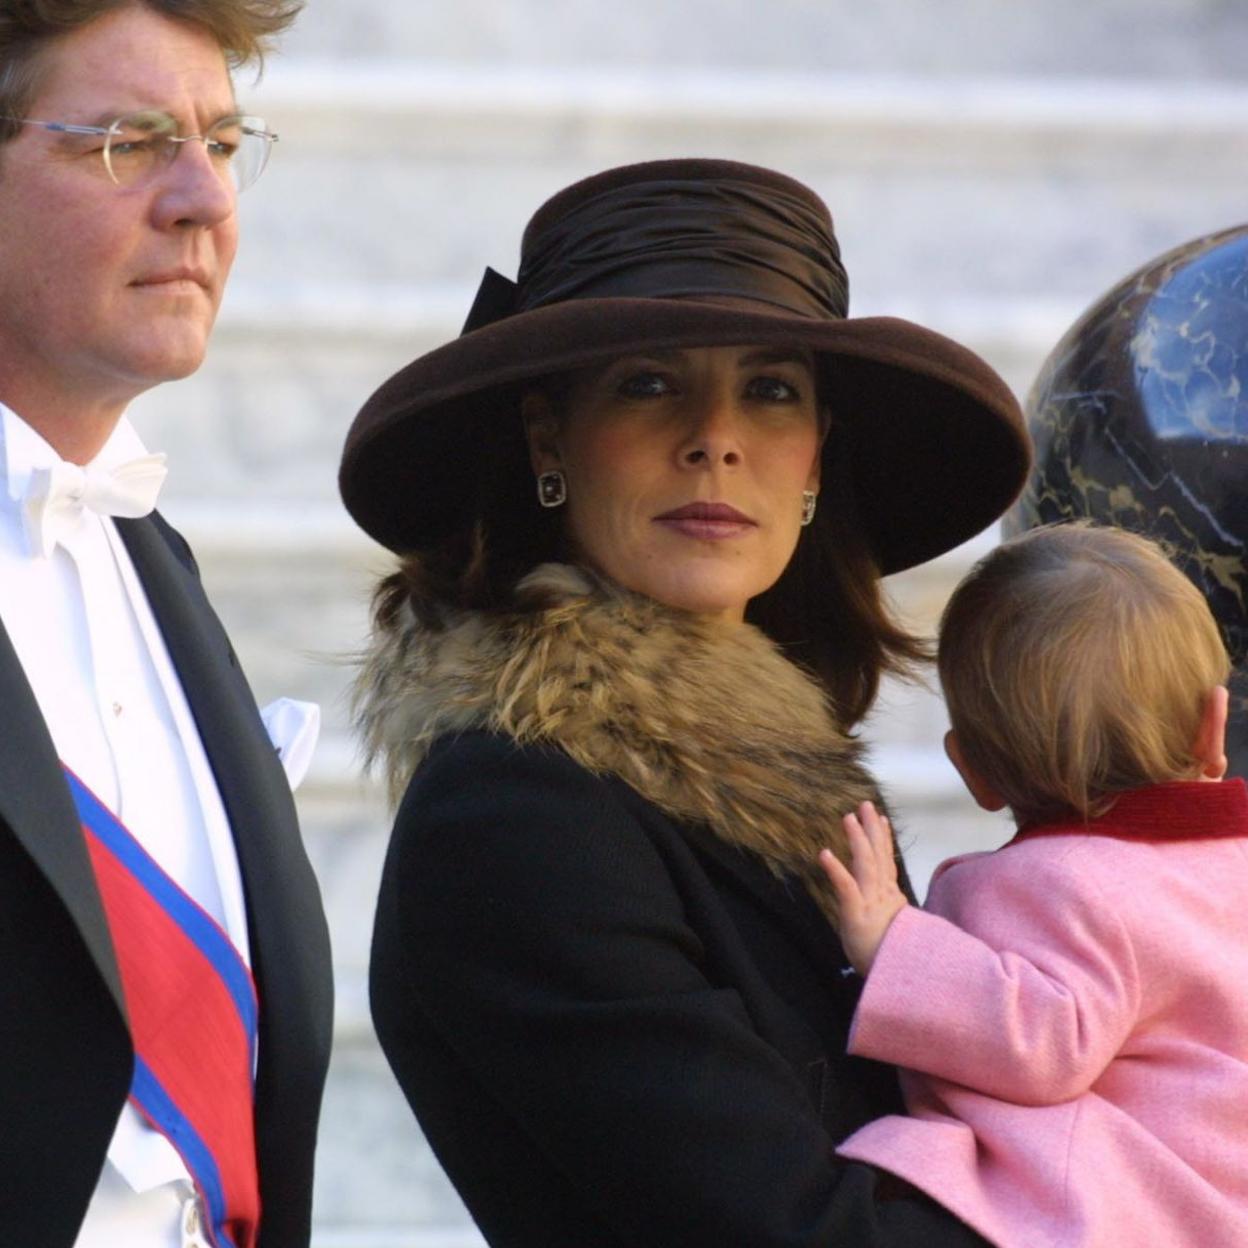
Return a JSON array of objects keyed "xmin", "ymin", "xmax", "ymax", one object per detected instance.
[{"xmin": 340, "ymin": 159, "xmax": 1029, "ymax": 1247}]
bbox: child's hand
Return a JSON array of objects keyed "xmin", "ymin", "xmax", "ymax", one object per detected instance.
[{"xmin": 819, "ymin": 802, "xmax": 909, "ymax": 975}]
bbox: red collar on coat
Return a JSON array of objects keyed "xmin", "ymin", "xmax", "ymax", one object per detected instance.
[{"xmin": 1011, "ymin": 777, "xmax": 1248, "ymax": 845}]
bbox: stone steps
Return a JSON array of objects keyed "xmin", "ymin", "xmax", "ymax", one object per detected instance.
[{"xmin": 228, "ymin": 63, "xmax": 1248, "ymax": 301}]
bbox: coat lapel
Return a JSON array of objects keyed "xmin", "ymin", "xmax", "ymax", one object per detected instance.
[
  {"xmin": 114, "ymin": 511, "xmax": 287, "ymax": 863},
  {"xmin": 115, "ymin": 513, "xmax": 332, "ymax": 1089},
  {"xmin": 0, "ymin": 617, "xmax": 125, "ymax": 1007}
]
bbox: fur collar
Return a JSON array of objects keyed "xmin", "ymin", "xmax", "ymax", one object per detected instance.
[{"xmin": 355, "ymin": 564, "xmax": 881, "ymax": 911}]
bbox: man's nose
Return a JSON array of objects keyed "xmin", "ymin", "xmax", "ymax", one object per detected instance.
[{"xmin": 151, "ymin": 138, "xmax": 236, "ymax": 230}]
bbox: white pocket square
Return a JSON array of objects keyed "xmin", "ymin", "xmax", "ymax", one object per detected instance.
[{"xmin": 260, "ymin": 698, "xmax": 321, "ymax": 792}]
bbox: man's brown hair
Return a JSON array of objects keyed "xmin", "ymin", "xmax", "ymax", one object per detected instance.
[
  {"xmin": 938, "ymin": 522, "xmax": 1231, "ymax": 825},
  {"xmin": 0, "ymin": 0, "xmax": 303, "ymax": 143}
]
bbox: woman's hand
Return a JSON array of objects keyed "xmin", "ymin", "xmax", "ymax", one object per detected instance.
[{"xmin": 819, "ymin": 802, "xmax": 909, "ymax": 975}]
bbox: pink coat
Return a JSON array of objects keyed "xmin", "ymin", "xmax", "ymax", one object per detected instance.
[{"xmin": 837, "ymin": 779, "xmax": 1248, "ymax": 1248}]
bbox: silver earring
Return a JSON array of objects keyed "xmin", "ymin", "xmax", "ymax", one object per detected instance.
[
  {"xmin": 801, "ymin": 490, "xmax": 817, "ymax": 527},
  {"xmin": 537, "ymin": 470, "xmax": 567, "ymax": 509}
]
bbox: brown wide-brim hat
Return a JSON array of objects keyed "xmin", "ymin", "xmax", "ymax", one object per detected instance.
[{"xmin": 340, "ymin": 158, "xmax": 1030, "ymax": 575}]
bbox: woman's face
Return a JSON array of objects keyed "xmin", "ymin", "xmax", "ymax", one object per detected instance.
[{"xmin": 525, "ymin": 344, "xmax": 823, "ymax": 622}]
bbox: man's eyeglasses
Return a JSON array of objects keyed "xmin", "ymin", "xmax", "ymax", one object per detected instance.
[{"xmin": 0, "ymin": 110, "xmax": 278, "ymax": 192}]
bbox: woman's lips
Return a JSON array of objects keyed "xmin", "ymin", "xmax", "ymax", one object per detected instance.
[{"xmin": 654, "ymin": 502, "xmax": 757, "ymax": 540}]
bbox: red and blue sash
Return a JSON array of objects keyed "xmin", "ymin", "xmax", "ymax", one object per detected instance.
[{"xmin": 65, "ymin": 765, "xmax": 261, "ymax": 1248}]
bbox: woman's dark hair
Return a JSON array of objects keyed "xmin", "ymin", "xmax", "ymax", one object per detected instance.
[
  {"xmin": 373, "ymin": 378, "xmax": 568, "ymax": 622},
  {"xmin": 374, "ymin": 370, "xmax": 928, "ymax": 729},
  {"xmin": 746, "ymin": 420, "xmax": 929, "ymax": 724}
]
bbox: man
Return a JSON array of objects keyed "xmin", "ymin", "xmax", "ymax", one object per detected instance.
[{"xmin": 0, "ymin": 3, "xmax": 332, "ymax": 1246}]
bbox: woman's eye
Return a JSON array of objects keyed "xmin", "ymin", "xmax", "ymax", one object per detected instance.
[
  {"xmin": 616, "ymin": 371, "xmax": 672, "ymax": 398},
  {"xmin": 746, "ymin": 375, "xmax": 801, "ymax": 402}
]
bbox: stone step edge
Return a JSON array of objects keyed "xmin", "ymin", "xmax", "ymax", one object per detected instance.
[
  {"xmin": 248, "ymin": 60, "xmax": 1248, "ymax": 138},
  {"xmin": 160, "ymin": 499, "xmax": 382, "ymax": 558}
]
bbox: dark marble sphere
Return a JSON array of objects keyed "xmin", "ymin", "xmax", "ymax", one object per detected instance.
[{"xmin": 1005, "ymin": 225, "xmax": 1248, "ymax": 777}]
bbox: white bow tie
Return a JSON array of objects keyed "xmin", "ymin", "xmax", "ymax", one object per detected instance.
[{"xmin": 22, "ymin": 453, "xmax": 168, "ymax": 558}]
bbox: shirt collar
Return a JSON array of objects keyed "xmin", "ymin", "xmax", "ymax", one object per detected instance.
[{"xmin": 0, "ymin": 403, "xmax": 153, "ymax": 508}]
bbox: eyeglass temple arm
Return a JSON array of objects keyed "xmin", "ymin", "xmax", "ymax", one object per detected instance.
[{"xmin": 1, "ymin": 118, "xmax": 111, "ymax": 136}]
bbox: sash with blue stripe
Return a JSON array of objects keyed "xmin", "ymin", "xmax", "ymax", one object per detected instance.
[{"xmin": 65, "ymin": 765, "xmax": 261, "ymax": 1248}]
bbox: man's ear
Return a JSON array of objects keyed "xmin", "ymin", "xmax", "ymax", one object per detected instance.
[
  {"xmin": 944, "ymin": 730, "xmax": 1009, "ymax": 812},
  {"xmin": 521, "ymin": 391, "xmax": 561, "ymax": 475},
  {"xmin": 1192, "ymin": 685, "xmax": 1230, "ymax": 780}
]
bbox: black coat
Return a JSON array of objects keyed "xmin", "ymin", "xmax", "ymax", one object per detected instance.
[
  {"xmin": 371, "ymin": 730, "xmax": 987, "ymax": 1247},
  {"xmin": 0, "ymin": 513, "xmax": 334, "ymax": 1247}
]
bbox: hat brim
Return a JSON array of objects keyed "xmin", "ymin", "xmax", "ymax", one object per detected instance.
[{"xmin": 339, "ymin": 296, "xmax": 1029, "ymax": 575}]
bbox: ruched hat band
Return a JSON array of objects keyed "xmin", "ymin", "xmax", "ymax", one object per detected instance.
[{"xmin": 462, "ymin": 177, "xmax": 849, "ymax": 334}]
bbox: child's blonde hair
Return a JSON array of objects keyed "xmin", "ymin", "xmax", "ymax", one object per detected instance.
[{"xmin": 938, "ymin": 523, "xmax": 1231, "ymax": 824}]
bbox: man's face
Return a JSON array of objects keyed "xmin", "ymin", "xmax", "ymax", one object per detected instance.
[{"xmin": 0, "ymin": 4, "xmax": 240, "ymax": 420}]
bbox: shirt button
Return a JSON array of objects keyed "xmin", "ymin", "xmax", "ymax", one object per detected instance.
[{"xmin": 181, "ymin": 1193, "xmax": 210, "ymax": 1248}]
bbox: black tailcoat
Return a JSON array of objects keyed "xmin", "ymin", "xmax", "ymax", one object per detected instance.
[{"xmin": 0, "ymin": 513, "xmax": 333, "ymax": 1247}]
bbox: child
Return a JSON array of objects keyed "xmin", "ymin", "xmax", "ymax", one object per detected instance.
[{"xmin": 820, "ymin": 523, "xmax": 1248, "ymax": 1248}]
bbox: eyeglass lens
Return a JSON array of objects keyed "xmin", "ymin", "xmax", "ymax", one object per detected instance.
[{"xmin": 104, "ymin": 110, "xmax": 273, "ymax": 191}]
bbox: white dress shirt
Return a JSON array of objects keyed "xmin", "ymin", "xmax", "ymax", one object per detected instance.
[{"xmin": 0, "ymin": 406, "xmax": 250, "ymax": 1248}]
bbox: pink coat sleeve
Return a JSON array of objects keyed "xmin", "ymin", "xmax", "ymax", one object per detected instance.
[{"xmin": 847, "ymin": 847, "xmax": 1141, "ymax": 1105}]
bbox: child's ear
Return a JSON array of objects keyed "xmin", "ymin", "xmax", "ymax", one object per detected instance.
[
  {"xmin": 1192, "ymin": 685, "xmax": 1230, "ymax": 781},
  {"xmin": 944, "ymin": 731, "xmax": 1009, "ymax": 812}
]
